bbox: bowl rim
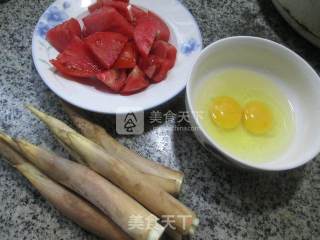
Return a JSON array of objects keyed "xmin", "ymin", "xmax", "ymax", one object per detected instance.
[{"xmin": 186, "ymin": 36, "xmax": 320, "ymax": 171}]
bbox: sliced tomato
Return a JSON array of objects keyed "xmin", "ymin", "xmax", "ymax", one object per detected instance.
[
  {"xmin": 85, "ymin": 32, "xmax": 128, "ymax": 69},
  {"xmin": 89, "ymin": 1, "xmax": 147, "ymax": 25},
  {"xmin": 113, "ymin": 42, "xmax": 137, "ymax": 69},
  {"xmin": 139, "ymin": 55, "xmax": 163, "ymax": 79},
  {"xmin": 89, "ymin": 0, "xmax": 130, "ymax": 13},
  {"xmin": 46, "ymin": 18, "xmax": 81, "ymax": 53},
  {"xmin": 148, "ymin": 12, "xmax": 170, "ymax": 42},
  {"xmin": 121, "ymin": 66, "xmax": 149, "ymax": 95},
  {"xmin": 139, "ymin": 54, "xmax": 172, "ymax": 83},
  {"xmin": 83, "ymin": 7, "xmax": 134, "ymax": 38},
  {"xmin": 128, "ymin": 5, "xmax": 147, "ymax": 25},
  {"xmin": 134, "ymin": 15, "xmax": 158, "ymax": 58},
  {"xmin": 151, "ymin": 40, "xmax": 177, "ymax": 68},
  {"xmin": 91, "ymin": 1, "xmax": 128, "ymax": 17},
  {"xmin": 50, "ymin": 37, "xmax": 102, "ymax": 78},
  {"xmin": 88, "ymin": 1, "xmax": 103, "ymax": 13},
  {"xmin": 96, "ymin": 69, "xmax": 127, "ymax": 92},
  {"xmin": 152, "ymin": 59, "xmax": 171, "ymax": 83}
]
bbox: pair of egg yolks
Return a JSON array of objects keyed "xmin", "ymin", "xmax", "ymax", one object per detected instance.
[{"xmin": 210, "ymin": 96, "xmax": 273, "ymax": 135}]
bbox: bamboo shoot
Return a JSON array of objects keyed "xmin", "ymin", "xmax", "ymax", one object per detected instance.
[
  {"xmin": 27, "ymin": 105, "xmax": 179, "ymax": 195},
  {"xmin": 15, "ymin": 138, "xmax": 164, "ymax": 240},
  {"xmin": 0, "ymin": 137, "xmax": 131, "ymax": 240},
  {"xmin": 27, "ymin": 106, "xmax": 199, "ymax": 235},
  {"xmin": 62, "ymin": 102, "xmax": 184, "ymax": 192}
]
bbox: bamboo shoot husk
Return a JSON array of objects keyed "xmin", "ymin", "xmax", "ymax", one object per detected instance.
[
  {"xmin": 0, "ymin": 137, "xmax": 131, "ymax": 240},
  {"xmin": 28, "ymin": 105, "xmax": 179, "ymax": 195},
  {"xmin": 62, "ymin": 102, "xmax": 183, "ymax": 193},
  {"xmin": 27, "ymin": 106, "xmax": 199, "ymax": 235},
  {"xmin": 14, "ymin": 138, "xmax": 164, "ymax": 240}
]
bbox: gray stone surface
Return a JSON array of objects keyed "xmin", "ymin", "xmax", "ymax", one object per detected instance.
[{"xmin": 0, "ymin": 0, "xmax": 320, "ymax": 239}]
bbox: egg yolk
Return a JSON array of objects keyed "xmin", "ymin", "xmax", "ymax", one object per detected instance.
[
  {"xmin": 243, "ymin": 101, "xmax": 273, "ymax": 135},
  {"xmin": 211, "ymin": 96, "xmax": 242, "ymax": 129}
]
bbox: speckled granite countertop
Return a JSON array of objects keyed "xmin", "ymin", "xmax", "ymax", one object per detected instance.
[{"xmin": 0, "ymin": 0, "xmax": 320, "ymax": 239}]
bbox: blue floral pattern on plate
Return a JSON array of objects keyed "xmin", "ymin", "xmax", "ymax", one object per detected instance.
[
  {"xmin": 36, "ymin": 4, "xmax": 69, "ymax": 38},
  {"xmin": 181, "ymin": 38, "xmax": 201, "ymax": 55}
]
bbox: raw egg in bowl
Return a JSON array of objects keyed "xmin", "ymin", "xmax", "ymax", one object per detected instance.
[{"xmin": 186, "ymin": 36, "xmax": 320, "ymax": 171}]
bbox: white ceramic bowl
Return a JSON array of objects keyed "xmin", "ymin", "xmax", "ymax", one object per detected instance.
[
  {"xmin": 186, "ymin": 36, "xmax": 320, "ymax": 171},
  {"xmin": 32, "ymin": 0, "xmax": 202, "ymax": 114}
]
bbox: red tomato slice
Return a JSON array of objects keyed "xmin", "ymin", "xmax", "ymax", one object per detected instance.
[
  {"xmin": 88, "ymin": 1, "xmax": 146, "ymax": 24},
  {"xmin": 139, "ymin": 54, "xmax": 172, "ymax": 83},
  {"xmin": 113, "ymin": 42, "xmax": 137, "ymax": 69},
  {"xmin": 128, "ymin": 5, "xmax": 148, "ymax": 25},
  {"xmin": 96, "ymin": 69, "xmax": 127, "ymax": 92},
  {"xmin": 50, "ymin": 37, "xmax": 102, "ymax": 78},
  {"xmin": 121, "ymin": 66, "xmax": 149, "ymax": 95},
  {"xmin": 85, "ymin": 32, "xmax": 128, "ymax": 69},
  {"xmin": 134, "ymin": 15, "xmax": 158, "ymax": 58},
  {"xmin": 46, "ymin": 18, "xmax": 81, "ymax": 53},
  {"xmin": 151, "ymin": 40, "xmax": 177, "ymax": 69},
  {"xmin": 152, "ymin": 59, "xmax": 172, "ymax": 83},
  {"xmin": 83, "ymin": 7, "xmax": 134, "ymax": 38},
  {"xmin": 88, "ymin": 0, "xmax": 128, "ymax": 13},
  {"xmin": 148, "ymin": 12, "xmax": 170, "ymax": 42},
  {"xmin": 139, "ymin": 55, "xmax": 163, "ymax": 79},
  {"xmin": 90, "ymin": 1, "xmax": 128, "ymax": 17},
  {"xmin": 88, "ymin": 2, "xmax": 103, "ymax": 13}
]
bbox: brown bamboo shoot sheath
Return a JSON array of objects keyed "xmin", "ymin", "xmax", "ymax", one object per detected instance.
[
  {"xmin": 14, "ymin": 139, "xmax": 164, "ymax": 240},
  {"xmin": 62, "ymin": 102, "xmax": 184, "ymax": 193},
  {"xmin": 27, "ymin": 106, "xmax": 199, "ymax": 235},
  {"xmin": 66, "ymin": 132, "xmax": 199, "ymax": 235},
  {"xmin": 0, "ymin": 138, "xmax": 131, "ymax": 240},
  {"xmin": 27, "ymin": 105, "xmax": 179, "ymax": 195}
]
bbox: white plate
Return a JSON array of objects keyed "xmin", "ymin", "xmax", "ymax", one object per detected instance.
[
  {"xmin": 272, "ymin": 0, "xmax": 320, "ymax": 49},
  {"xmin": 32, "ymin": 0, "xmax": 203, "ymax": 114}
]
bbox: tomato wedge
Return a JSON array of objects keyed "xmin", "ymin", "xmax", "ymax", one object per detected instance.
[
  {"xmin": 85, "ymin": 32, "xmax": 128, "ymax": 69},
  {"xmin": 89, "ymin": 1, "xmax": 147, "ymax": 25},
  {"xmin": 148, "ymin": 12, "xmax": 170, "ymax": 42},
  {"xmin": 50, "ymin": 37, "xmax": 102, "ymax": 78},
  {"xmin": 46, "ymin": 18, "xmax": 81, "ymax": 53},
  {"xmin": 152, "ymin": 59, "xmax": 171, "ymax": 83},
  {"xmin": 113, "ymin": 42, "xmax": 137, "ymax": 69},
  {"xmin": 96, "ymin": 69, "xmax": 127, "ymax": 92},
  {"xmin": 128, "ymin": 5, "xmax": 147, "ymax": 25},
  {"xmin": 151, "ymin": 40, "xmax": 177, "ymax": 68},
  {"xmin": 121, "ymin": 66, "xmax": 149, "ymax": 95},
  {"xmin": 139, "ymin": 55, "xmax": 163, "ymax": 79},
  {"xmin": 83, "ymin": 7, "xmax": 134, "ymax": 38},
  {"xmin": 134, "ymin": 15, "xmax": 158, "ymax": 58},
  {"xmin": 89, "ymin": 0, "xmax": 127, "ymax": 16},
  {"xmin": 139, "ymin": 54, "xmax": 173, "ymax": 83}
]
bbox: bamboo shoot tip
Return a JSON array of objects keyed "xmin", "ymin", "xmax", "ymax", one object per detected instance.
[
  {"xmin": 25, "ymin": 104, "xmax": 36, "ymax": 112},
  {"xmin": 26, "ymin": 105, "xmax": 45, "ymax": 119},
  {"xmin": 187, "ymin": 218, "xmax": 199, "ymax": 236},
  {"xmin": 193, "ymin": 217, "xmax": 200, "ymax": 226}
]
